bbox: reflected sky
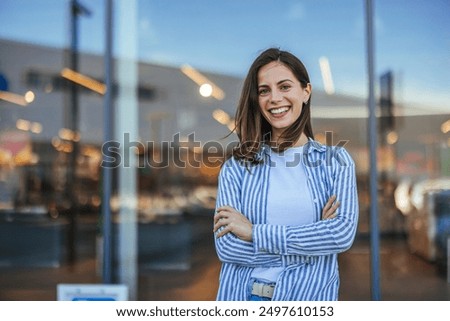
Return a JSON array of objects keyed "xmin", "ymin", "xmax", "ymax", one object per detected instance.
[{"xmin": 0, "ymin": 0, "xmax": 449, "ymax": 110}]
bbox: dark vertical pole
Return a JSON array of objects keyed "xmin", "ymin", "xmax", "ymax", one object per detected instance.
[
  {"xmin": 102, "ymin": 0, "xmax": 113, "ymax": 284},
  {"xmin": 68, "ymin": 0, "xmax": 80, "ymax": 264},
  {"xmin": 365, "ymin": 0, "xmax": 381, "ymax": 300}
]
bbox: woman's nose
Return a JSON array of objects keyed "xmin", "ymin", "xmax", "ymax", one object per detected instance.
[{"xmin": 271, "ymin": 90, "xmax": 283, "ymax": 103}]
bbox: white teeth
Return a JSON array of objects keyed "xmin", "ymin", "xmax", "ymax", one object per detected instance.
[{"xmin": 270, "ymin": 107, "xmax": 289, "ymax": 114}]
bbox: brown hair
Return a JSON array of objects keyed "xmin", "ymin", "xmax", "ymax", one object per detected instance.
[{"xmin": 232, "ymin": 47, "xmax": 314, "ymax": 165}]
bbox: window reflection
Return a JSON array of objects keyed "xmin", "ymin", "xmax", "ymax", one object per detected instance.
[{"xmin": 0, "ymin": 0, "xmax": 448, "ymax": 301}]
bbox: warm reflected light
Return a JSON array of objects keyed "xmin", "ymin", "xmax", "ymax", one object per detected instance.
[
  {"xmin": 319, "ymin": 56, "xmax": 335, "ymax": 95},
  {"xmin": 55, "ymin": 141, "xmax": 73, "ymax": 153},
  {"xmin": 386, "ymin": 131, "xmax": 398, "ymax": 145},
  {"xmin": 52, "ymin": 137, "xmax": 61, "ymax": 148},
  {"xmin": 16, "ymin": 119, "xmax": 43, "ymax": 134},
  {"xmin": 61, "ymin": 68, "xmax": 106, "ymax": 95},
  {"xmin": 24, "ymin": 91, "xmax": 35, "ymax": 103},
  {"xmin": 92, "ymin": 195, "xmax": 101, "ymax": 207},
  {"xmin": 227, "ymin": 122, "xmax": 235, "ymax": 132},
  {"xmin": 394, "ymin": 180, "xmax": 412, "ymax": 215},
  {"xmin": 59, "ymin": 128, "xmax": 80, "ymax": 141},
  {"xmin": 0, "ymin": 90, "xmax": 28, "ymax": 106},
  {"xmin": 212, "ymin": 109, "xmax": 235, "ymax": 131},
  {"xmin": 30, "ymin": 122, "xmax": 42, "ymax": 134},
  {"xmin": 441, "ymin": 119, "xmax": 450, "ymax": 134},
  {"xmin": 315, "ymin": 132, "xmax": 326, "ymax": 145},
  {"xmin": 16, "ymin": 119, "xmax": 31, "ymax": 131},
  {"xmin": 199, "ymin": 83, "xmax": 213, "ymax": 97},
  {"xmin": 59, "ymin": 128, "xmax": 73, "ymax": 140},
  {"xmin": 192, "ymin": 145, "xmax": 203, "ymax": 154},
  {"xmin": 180, "ymin": 64, "xmax": 225, "ymax": 100},
  {"xmin": 212, "ymin": 109, "xmax": 230, "ymax": 125}
]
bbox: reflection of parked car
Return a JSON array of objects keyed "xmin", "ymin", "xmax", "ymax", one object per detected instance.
[
  {"xmin": 405, "ymin": 178, "xmax": 450, "ymax": 271},
  {"xmin": 433, "ymin": 190, "xmax": 450, "ymax": 269}
]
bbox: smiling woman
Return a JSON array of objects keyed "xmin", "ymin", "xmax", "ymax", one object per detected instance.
[
  {"xmin": 213, "ymin": 48, "xmax": 359, "ymax": 301},
  {"xmin": 0, "ymin": 0, "xmax": 448, "ymax": 303},
  {"xmin": 257, "ymin": 61, "xmax": 311, "ymax": 144},
  {"xmin": 231, "ymin": 48, "xmax": 316, "ymax": 162}
]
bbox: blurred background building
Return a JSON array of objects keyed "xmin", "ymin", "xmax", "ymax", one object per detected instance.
[{"xmin": 0, "ymin": 0, "xmax": 449, "ymax": 300}]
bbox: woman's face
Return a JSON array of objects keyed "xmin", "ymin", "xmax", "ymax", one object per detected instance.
[{"xmin": 257, "ymin": 61, "xmax": 311, "ymax": 141}]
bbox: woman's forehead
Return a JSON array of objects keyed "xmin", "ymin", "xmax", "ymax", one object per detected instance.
[{"xmin": 258, "ymin": 62, "xmax": 295, "ymax": 83}]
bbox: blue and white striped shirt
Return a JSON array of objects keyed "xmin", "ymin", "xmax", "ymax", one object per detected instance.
[{"xmin": 214, "ymin": 140, "xmax": 359, "ymax": 301}]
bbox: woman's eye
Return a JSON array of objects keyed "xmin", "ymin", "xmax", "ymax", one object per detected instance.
[
  {"xmin": 280, "ymin": 84, "xmax": 291, "ymax": 91},
  {"xmin": 258, "ymin": 88, "xmax": 269, "ymax": 95}
]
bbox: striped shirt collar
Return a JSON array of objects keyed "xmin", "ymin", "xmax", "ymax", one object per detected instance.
[{"xmin": 259, "ymin": 138, "xmax": 327, "ymax": 159}]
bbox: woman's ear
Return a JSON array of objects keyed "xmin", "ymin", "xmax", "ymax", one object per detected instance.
[{"xmin": 304, "ymin": 83, "xmax": 312, "ymax": 103}]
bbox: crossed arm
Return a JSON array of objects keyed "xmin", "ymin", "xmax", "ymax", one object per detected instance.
[
  {"xmin": 213, "ymin": 195, "xmax": 340, "ymax": 241},
  {"xmin": 213, "ymin": 152, "xmax": 358, "ymax": 265}
]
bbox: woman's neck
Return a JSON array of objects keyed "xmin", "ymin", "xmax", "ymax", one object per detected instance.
[{"xmin": 270, "ymin": 132, "xmax": 308, "ymax": 148}]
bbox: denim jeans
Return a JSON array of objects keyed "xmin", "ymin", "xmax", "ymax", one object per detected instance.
[
  {"xmin": 249, "ymin": 294, "xmax": 271, "ymax": 301},
  {"xmin": 248, "ymin": 278, "xmax": 274, "ymax": 301}
]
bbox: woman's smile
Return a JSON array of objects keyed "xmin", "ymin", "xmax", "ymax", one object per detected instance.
[
  {"xmin": 268, "ymin": 106, "xmax": 290, "ymax": 117},
  {"xmin": 257, "ymin": 61, "xmax": 311, "ymax": 142}
]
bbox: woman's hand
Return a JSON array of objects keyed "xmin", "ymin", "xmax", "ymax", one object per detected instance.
[
  {"xmin": 213, "ymin": 206, "xmax": 253, "ymax": 241},
  {"xmin": 214, "ymin": 196, "xmax": 338, "ymax": 241},
  {"xmin": 322, "ymin": 195, "xmax": 340, "ymax": 220}
]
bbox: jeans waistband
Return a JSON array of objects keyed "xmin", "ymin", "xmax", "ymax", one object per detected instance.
[{"xmin": 251, "ymin": 280, "xmax": 275, "ymax": 299}]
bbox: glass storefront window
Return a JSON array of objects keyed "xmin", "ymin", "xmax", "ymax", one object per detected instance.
[{"xmin": 0, "ymin": 0, "xmax": 448, "ymax": 300}]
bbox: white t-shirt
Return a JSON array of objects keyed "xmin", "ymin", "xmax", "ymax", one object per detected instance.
[{"xmin": 251, "ymin": 146, "xmax": 315, "ymax": 283}]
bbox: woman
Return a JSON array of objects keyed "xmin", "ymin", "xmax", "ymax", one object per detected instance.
[{"xmin": 213, "ymin": 48, "xmax": 359, "ymax": 301}]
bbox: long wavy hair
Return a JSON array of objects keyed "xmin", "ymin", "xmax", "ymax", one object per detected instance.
[{"xmin": 232, "ymin": 47, "xmax": 314, "ymax": 165}]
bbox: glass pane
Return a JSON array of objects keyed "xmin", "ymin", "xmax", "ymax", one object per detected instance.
[{"xmin": 0, "ymin": 0, "xmax": 448, "ymax": 301}]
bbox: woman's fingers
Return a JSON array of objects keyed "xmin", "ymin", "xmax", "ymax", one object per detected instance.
[
  {"xmin": 322, "ymin": 195, "xmax": 336, "ymax": 211},
  {"xmin": 213, "ymin": 213, "xmax": 228, "ymax": 232},
  {"xmin": 213, "ymin": 207, "xmax": 232, "ymax": 224},
  {"xmin": 216, "ymin": 205, "xmax": 235, "ymax": 213},
  {"xmin": 213, "ymin": 206, "xmax": 253, "ymax": 241},
  {"xmin": 215, "ymin": 221, "xmax": 233, "ymax": 238},
  {"xmin": 322, "ymin": 195, "xmax": 340, "ymax": 220},
  {"xmin": 213, "ymin": 206, "xmax": 236, "ymax": 233},
  {"xmin": 324, "ymin": 204, "xmax": 340, "ymax": 219}
]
